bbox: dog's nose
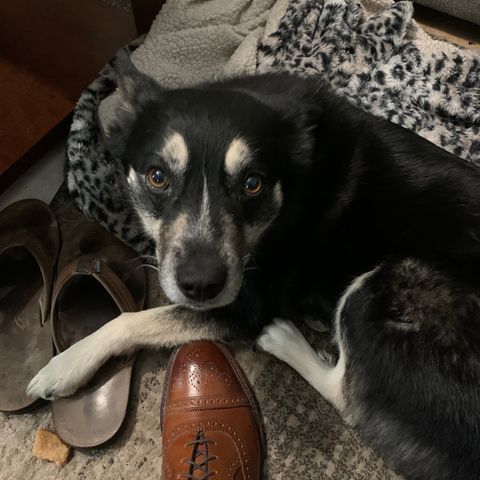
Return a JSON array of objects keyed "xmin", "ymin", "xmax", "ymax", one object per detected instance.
[{"xmin": 176, "ymin": 248, "xmax": 227, "ymax": 301}]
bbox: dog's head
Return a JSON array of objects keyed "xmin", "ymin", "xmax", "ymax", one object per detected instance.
[{"xmin": 105, "ymin": 53, "xmax": 315, "ymax": 310}]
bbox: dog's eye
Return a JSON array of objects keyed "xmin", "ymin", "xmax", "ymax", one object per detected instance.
[
  {"xmin": 243, "ymin": 175, "xmax": 263, "ymax": 197},
  {"xmin": 146, "ymin": 168, "xmax": 169, "ymax": 190}
]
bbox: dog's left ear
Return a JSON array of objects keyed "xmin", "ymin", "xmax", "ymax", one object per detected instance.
[{"xmin": 104, "ymin": 50, "xmax": 163, "ymax": 163}]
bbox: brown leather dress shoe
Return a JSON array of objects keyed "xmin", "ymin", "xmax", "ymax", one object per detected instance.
[{"xmin": 161, "ymin": 341, "xmax": 265, "ymax": 480}]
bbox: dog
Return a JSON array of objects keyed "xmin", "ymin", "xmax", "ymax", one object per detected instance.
[{"xmin": 28, "ymin": 52, "xmax": 480, "ymax": 479}]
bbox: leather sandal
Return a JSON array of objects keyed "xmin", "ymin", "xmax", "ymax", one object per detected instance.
[
  {"xmin": 50, "ymin": 222, "xmax": 146, "ymax": 448},
  {"xmin": 0, "ymin": 199, "xmax": 60, "ymax": 413}
]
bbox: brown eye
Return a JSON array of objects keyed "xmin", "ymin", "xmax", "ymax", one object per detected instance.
[
  {"xmin": 146, "ymin": 168, "xmax": 169, "ymax": 190},
  {"xmin": 243, "ymin": 175, "xmax": 263, "ymax": 197}
]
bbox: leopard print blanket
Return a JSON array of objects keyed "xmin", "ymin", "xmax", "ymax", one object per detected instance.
[{"xmin": 66, "ymin": 0, "xmax": 480, "ymax": 253}]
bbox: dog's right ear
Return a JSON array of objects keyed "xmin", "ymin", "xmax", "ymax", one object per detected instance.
[
  {"xmin": 112, "ymin": 49, "xmax": 161, "ymax": 107},
  {"xmin": 112, "ymin": 50, "xmax": 143, "ymax": 95},
  {"xmin": 104, "ymin": 50, "xmax": 162, "ymax": 164}
]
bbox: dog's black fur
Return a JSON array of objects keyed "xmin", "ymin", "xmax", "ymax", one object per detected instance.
[{"xmin": 107, "ymin": 56, "xmax": 480, "ymax": 479}]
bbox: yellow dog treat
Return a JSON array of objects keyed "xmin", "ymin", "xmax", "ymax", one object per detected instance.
[{"xmin": 32, "ymin": 428, "xmax": 71, "ymax": 466}]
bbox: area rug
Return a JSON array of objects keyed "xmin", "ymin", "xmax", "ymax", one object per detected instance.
[{"xmin": 2, "ymin": 0, "xmax": 480, "ymax": 478}]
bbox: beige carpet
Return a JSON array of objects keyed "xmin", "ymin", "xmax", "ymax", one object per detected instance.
[{"xmin": 0, "ymin": 188, "xmax": 401, "ymax": 479}]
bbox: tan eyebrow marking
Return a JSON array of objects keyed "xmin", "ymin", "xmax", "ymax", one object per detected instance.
[
  {"xmin": 225, "ymin": 137, "xmax": 252, "ymax": 176},
  {"xmin": 158, "ymin": 131, "xmax": 189, "ymax": 173}
]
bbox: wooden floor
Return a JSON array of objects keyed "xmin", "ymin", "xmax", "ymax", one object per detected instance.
[{"xmin": 0, "ymin": 0, "xmax": 137, "ymax": 190}]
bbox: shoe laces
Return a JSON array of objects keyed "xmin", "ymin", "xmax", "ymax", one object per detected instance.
[{"xmin": 179, "ymin": 430, "xmax": 217, "ymax": 479}]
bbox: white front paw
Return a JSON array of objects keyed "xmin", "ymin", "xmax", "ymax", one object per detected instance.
[
  {"xmin": 256, "ymin": 318, "xmax": 307, "ymax": 362},
  {"xmin": 26, "ymin": 338, "xmax": 99, "ymax": 400}
]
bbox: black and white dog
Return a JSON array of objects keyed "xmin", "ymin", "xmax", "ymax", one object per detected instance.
[{"xmin": 28, "ymin": 54, "xmax": 480, "ymax": 479}]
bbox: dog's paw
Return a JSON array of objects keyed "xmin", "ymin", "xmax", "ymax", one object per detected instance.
[
  {"xmin": 256, "ymin": 318, "xmax": 309, "ymax": 363},
  {"xmin": 27, "ymin": 355, "xmax": 77, "ymax": 400},
  {"xmin": 27, "ymin": 339, "xmax": 97, "ymax": 400}
]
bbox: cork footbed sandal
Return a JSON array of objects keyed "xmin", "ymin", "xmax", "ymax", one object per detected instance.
[
  {"xmin": 0, "ymin": 199, "xmax": 60, "ymax": 413},
  {"xmin": 49, "ymin": 222, "xmax": 146, "ymax": 448}
]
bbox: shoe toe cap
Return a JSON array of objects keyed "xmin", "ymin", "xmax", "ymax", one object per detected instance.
[{"xmin": 165, "ymin": 341, "xmax": 248, "ymax": 404}]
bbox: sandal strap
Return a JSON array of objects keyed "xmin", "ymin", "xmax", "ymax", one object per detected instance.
[{"xmin": 50, "ymin": 255, "xmax": 139, "ymax": 352}]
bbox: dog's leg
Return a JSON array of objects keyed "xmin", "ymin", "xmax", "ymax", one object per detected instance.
[
  {"xmin": 258, "ymin": 270, "xmax": 380, "ymax": 412},
  {"xmin": 257, "ymin": 318, "xmax": 345, "ymax": 411},
  {"xmin": 27, "ymin": 305, "xmax": 229, "ymax": 400}
]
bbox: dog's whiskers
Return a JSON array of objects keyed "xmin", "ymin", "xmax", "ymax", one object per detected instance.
[
  {"xmin": 136, "ymin": 263, "xmax": 160, "ymax": 272},
  {"xmin": 128, "ymin": 254, "xmax": 158, "ymax": 265},
  {"xmin": 242, "ymin": 254, "xmax": 253, "ymax": 265}
]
